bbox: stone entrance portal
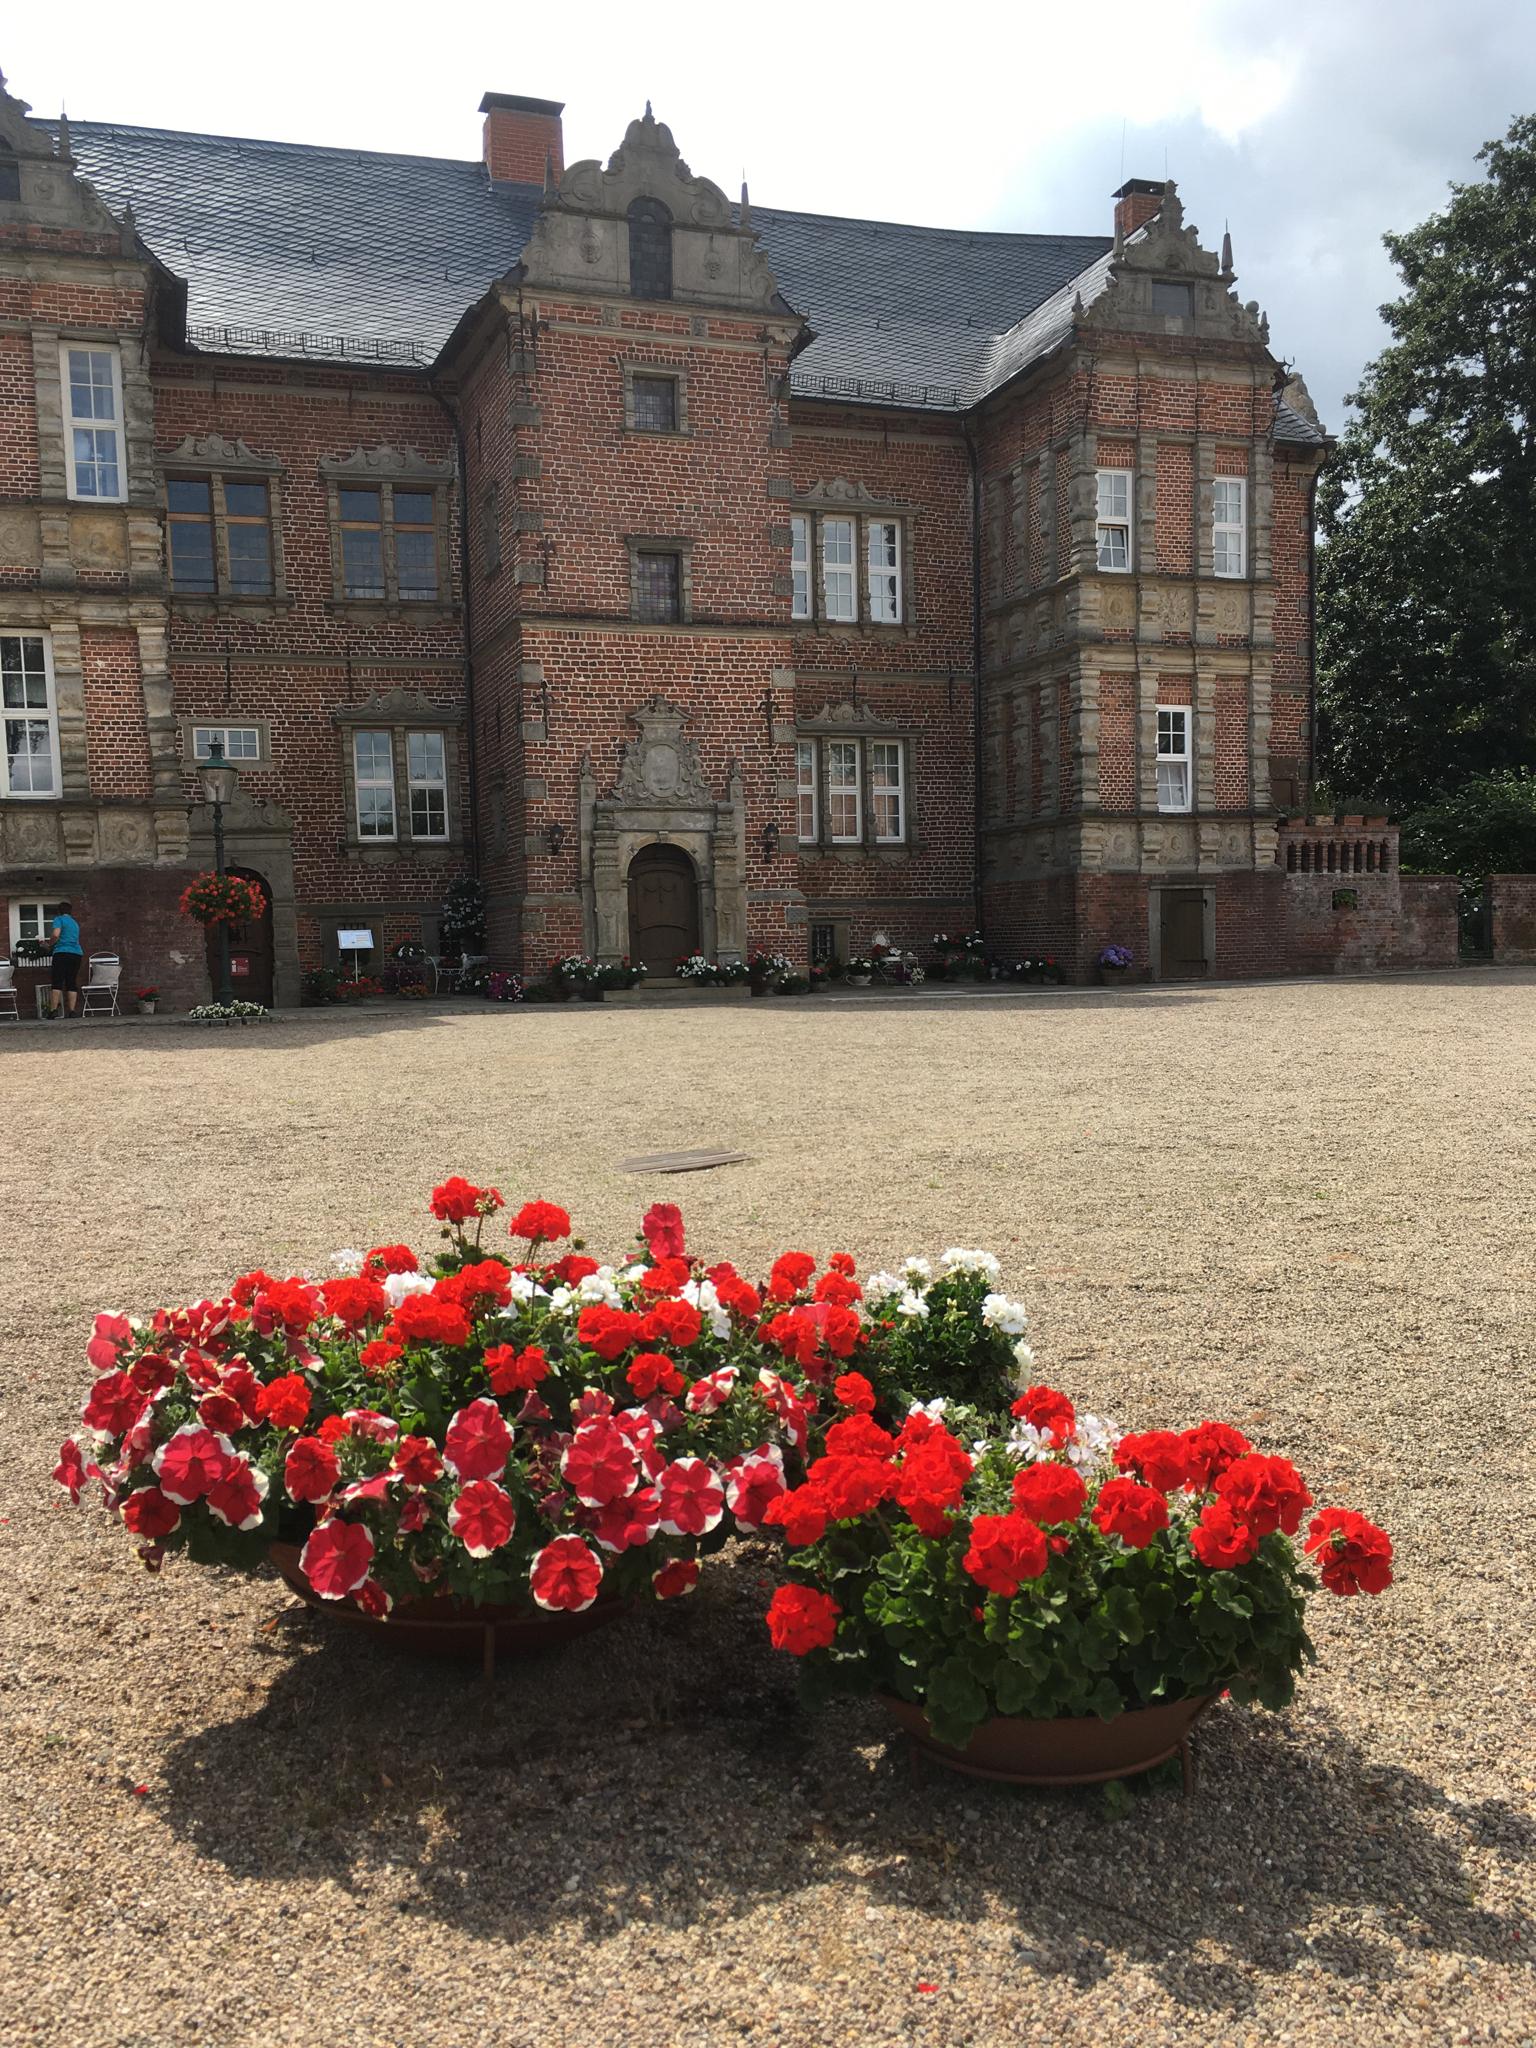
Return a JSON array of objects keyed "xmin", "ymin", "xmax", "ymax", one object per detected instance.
[
  {"xmin": 627, "ymin": 843, "xmax": 700, "ymax": 976},
  {"xmin": 580, "ymin": 696, "xmax": 746, "ymax": 971}
]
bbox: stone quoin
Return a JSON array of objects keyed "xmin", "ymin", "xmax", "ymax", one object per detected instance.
[{"xmin": 0, "ymin": 73, "xmax": 1455, "ymax": 999}]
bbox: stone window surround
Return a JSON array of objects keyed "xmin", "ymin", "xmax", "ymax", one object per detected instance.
[
  {"xmin": 331, "ymin": 692, "xmax": 465, "ymax": 858},
  {"xmin": 157, "ymin": 435, "xmax": 289, "ymax": 608},
  {"xmin": 794, "ymin": 707, "xmax": 917, "ymax": 854},
  {"xmin": 625, "ymin": 534, "xmax": 695, "ymax": 624},
  {"xmin": 785, "ymin": 485, "xmax": 917, "ymax": 631},
  {"xmin": 318, "ymin": 448, "xmax": 457, "ymax": 614},
  {"xmin": 179, "ymin": 715, "xmax": 273, "ymax": 769},
  {"xmin": 622, "ymin": 360, "xmax": 690, "ymax": 435}
]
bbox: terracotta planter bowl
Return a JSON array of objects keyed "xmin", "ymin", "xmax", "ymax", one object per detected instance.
[
  {"xmin": 878, "ymin": 1691, "xmax": 1218, "ymax": 1786},
  {"xmin": 268, "ymin": 1542, "xmax": 625, "ymax": 1661}
]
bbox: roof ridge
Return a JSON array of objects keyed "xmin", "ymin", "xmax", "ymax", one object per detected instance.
[
  {"xmin": 48, "ymin": 116, "xmax": 528, "ymax": 180},
  {"xmin": 758, "ymin": 203, "xmax": 1111, "ymax": 247}
]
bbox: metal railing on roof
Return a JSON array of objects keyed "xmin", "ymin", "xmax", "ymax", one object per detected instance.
[
  {"xmin": 185, "ymin": 323, "xmax": 428, "ymax": 364},
  {"xmin": 790, "ymin": 371, "xmax": 964, "ymax": 409}
]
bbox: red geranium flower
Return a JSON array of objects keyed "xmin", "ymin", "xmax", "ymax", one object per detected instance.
[
  {"xmin": 816, "ymin": 1304, "xmax": 863, "ymax": 1359},
  {"xmin": 480, "ymin": 1344, "xmax": 542, "ymax": 1396},
  {"xmin": 641, "ymin": 1201, "xmax": 687, "ymax": 1260},
  {"xmin": 637, "ymin": 1255, "xmax": 691, "ymax": 1295},
  {"xmin": 388, "ymin": 1294, "xmax": 472, "ymax": 1349},
  {"xmin": 121, "ymin": 1485, "xmax": 181, "ymax": 1540},
  {"xmin": 1305, "ymin": 1507, "xmax": 1394, "ymax": 1595},
  {"xmin": 82, "ymin": 1370, "xmax": 147, "ymax": 1439},
  {"xmin": 577, "ymin": 1305, "xmax": 646, "ymax": 1361},
  {"xmin": 390, "ymin": 1435, "xmax": 444, "ymax": 1487},
  {"xmin": 544, "ymin": 1253, "xmax": 601, "ymax": 1286},
  {"xmin": 725, "ymin": 1452, "xmax": 787, "ymax": 1531},
  {"xmin": 434, "ymin": 1261, "xmax": 513, "ymax": 1311},
  {"xmin": 1181, "ymin": 1420, "xmax": 1253, "ymax": 1489},
  {"xmin": 449, "ymin": 1479, "xmax": 516, "ymax": 1557},
  {"xmin": 1091, "ymin": 1477, "xmax": 1170, "ymax": 1550},
  {"xmin": 284, "ymin": 1435, "xmax": 341, "ymax": 1505},
  {"xmin": 1011, "ymin": 1385, "xmax": 1076, "ymax": 1448},
  {"xmin": 254, "ymin": 1372, "xmax": 311, "ymax": 1431},
  {"xmin": 763, "ymin": 1486, "xmax": 829, "ymax": 1547},
  {"xmin": 299, "ymin": 1519, "xmax": 375, "ymax": 1600},
  {"xmin": 1114, "ymin": 1430, "xmax": 1190, "ymax": 1494},
  {"xmin": 963, "ymin": 1513, "xmax": 1049, "ymax": 1595},
  {"xmin": 824, "ymin": 1415, "xmax": 896, "ymax": 1462},
  {"xmin": 509, "ymin": 1200, "xmax": 571, "ymax": 1244},
  {"xmin": 627, "ymin": 1351, "xmax": 686, "ymax": 1399},
  {"xmin": 152, "ymin": 1425, "xmax": 232, "ymax": 1505},
  {"xmin": 362, "ymin": 1244, "xmax": 419, "ymax": 1276},
  {"xmin": 1189, "ymin": 1498, "xmax": 1261, "ymax": 1569},
  {"xmin": 206, "ymin": 1456, "xmax": 268, "ymax": 1531},
  {"xmin": 561, "ymin": 1418, "xmax": 639, "ymax": 1507},
  {"xmin": 714, "ymin": 1273, "xmax": 762, "ymax": 1318},
  {"xmin": 442, "ymin": 1398, "xmax": 513, "ymax": 1483},
  {"xmin": 642, "ymin": 1298, "xmax": 702, "ymax": 1349},
  {"xmin": 653, "ymin": 1557, "xmax": 701, "ymax": 1600},
  {"xmin": 657, "ymin": 1456, "xmax": 725, "ymax": 1537},
  {"xmin": 765, "ymin": 1583, "xmax": 840, "ymax": 1654},
  {"xmin": 530, "ymin": 1535, "xmax": 603, "ymax": 1612},
  {"xmin": 249, "ymin": 1278, "xmax": 321, "ymax": 1338},
  {"xmin": 810, "ymin": 1454, "xmax": 892, "ymax": 1521},
  {"xmin": 892, "ymin": 1429, "xmax": 974, "ymax": 1537},
  {"xmin": 1215, "ymin": 1454, "xmax": 1313, "ymax": 1539},
  {"xmin": 1011, "ymin": 1463, "xmax": 1088, "ymax": 1526},
  {"xmin": 828, "ymin": 1252, "xmax": 857, "ymax": 1277},
  {"xmin": 832, "ymin": 1371, "xmax": 876, "ymax": 1414},
  {"xmin": 760, "ymin": 1308, "xmax": 822, "ymax": 1370},
  {"xmin": 814, "ymin": 1271, "xmax": 862, "ymax": 1308},
  {"xmin": 320, "ymin": 1275, "xmax": 389, "ymax": 1330},
  {"xmin": 767, "ymin": 1251, "xmax": 817, "ymax": 1302},
  {"xmin": 430, "ymin": 1176, "xmax": 504, "ymax": 1225},
  {"xmin": 359, "ymin": 1337, "xmax": 404, "ymax": 1375}
]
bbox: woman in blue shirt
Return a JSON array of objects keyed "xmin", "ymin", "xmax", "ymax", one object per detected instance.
[{"xmin": 47, "ymin": 903, "xmax": 83, "ymax": 1019}]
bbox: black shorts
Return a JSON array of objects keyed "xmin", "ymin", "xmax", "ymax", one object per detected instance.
[{"xmin": 51, "ymin": 953, "xmax": 82, "ymax": 992}]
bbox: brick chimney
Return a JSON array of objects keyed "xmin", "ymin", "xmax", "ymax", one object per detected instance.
[
  {"xmin": 1112, "ymin": 177, "xmax": 1166, "ymax": 239},
  {"xmin": 480, "ymin": 92, "xmax": 564, "ymax": 186}
]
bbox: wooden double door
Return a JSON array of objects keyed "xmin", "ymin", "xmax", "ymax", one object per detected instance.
[{"xmin": 627, "ymin": 844, "xmax": 700, "ymax": 978}]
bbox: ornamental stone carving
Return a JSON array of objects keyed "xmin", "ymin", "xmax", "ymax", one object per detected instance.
[
  {"xmin": 613, "ymin": 696, "xmax": 711, "ymax": 804},
  {"xmin": 318, "ymin": 446, "xmax": 455, "ymax": 482},
  {"xmin": 158, "ymin": 433, "xmax": 281, "ymax": 473}
]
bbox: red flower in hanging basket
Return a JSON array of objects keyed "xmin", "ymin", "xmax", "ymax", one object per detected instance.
[{"xmin": 179, "ymin": 871, "xmax": 268, "ymax": 927}]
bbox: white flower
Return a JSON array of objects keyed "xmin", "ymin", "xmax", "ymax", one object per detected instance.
[
  {"xmin": 980, "ymin": 1292, "xmax": 1029, "ymax": 1336},
  {"xmin": 383, "ymin": 1271, "xmax": 433, "ymax": 1306},
  {"xmin": 576, "ymin": 1266, "xmax": 623, "ymax": 1307},
  {"xmin": 1007, "ymin": 1421, "xmax": 1057, "ymax": 1465},
  {"xmin": 907, "ymin": 1397, "xmax": 948, "ymax": 1420},
  {"xmin": 1065, "ymin": 1413, "xmax": 1118, "ymax": 1472},
  {"xmin": 863, "ymin": 1271, "xmax": 904, "ymax": 1304},
  {"xmin": 502, "ymin": 1270, "xmax": 545, "ymax": 1310},
  {"xmin": 900, "ymin": 1256, "xmax": 933, "ymax": 1283},
  {"xmin": 896, "ymin": 1288, "xmax": 930, "ymax": 1320},
  {"xmin": 620, "ymin": 1263, "xmax": 649, "ymax": 1284},
  {"xmin": 682, "ymin": 1277, "xmax": 732, "ymax": 1339},
  {"xmin": 940, "ymin": 1248, "xmax": 1002, "ymax": 1281},
  {"xmin": 329, "ymin": 1248, "xmax": 364, "ymax": 1276},
  {"xmin": 547, "ymin": 1285, "xmax": 574, "ymax": 1313},
  {"xmin": 1012, "ymin": 1338, "xmax": 1036, "ymax": 1372}
]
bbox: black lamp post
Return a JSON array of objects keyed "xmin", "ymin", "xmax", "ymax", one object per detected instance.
[{"xmin": 200, "ymin": 735, "xmax": 241, "ymax": 1007}]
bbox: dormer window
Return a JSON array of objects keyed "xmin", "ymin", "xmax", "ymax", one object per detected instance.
[{"xmin": 628, "ymin": 198, "xmax": 673, "ymax": 301}]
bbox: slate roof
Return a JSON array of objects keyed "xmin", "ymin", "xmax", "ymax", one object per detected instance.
[{"xmin": 48, "ymin": 117, "xmax": 1318, "ymax": 437}]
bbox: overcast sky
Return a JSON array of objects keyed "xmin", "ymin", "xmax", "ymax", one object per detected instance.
[{"xmin": 7, "ymin": 0, "xmax": 1534, "ymax": 433}]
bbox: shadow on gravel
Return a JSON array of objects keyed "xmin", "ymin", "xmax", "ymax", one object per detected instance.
[{"xmin": 152, "ymin": 1560, "xmax": 1531, "ymax": 2024}]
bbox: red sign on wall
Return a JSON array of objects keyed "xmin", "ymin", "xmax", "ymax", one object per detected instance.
[{"xmin": 231, "ymin": 955, "xmax": 250, "ymax": 977}]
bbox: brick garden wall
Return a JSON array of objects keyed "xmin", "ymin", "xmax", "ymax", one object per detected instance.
[{"xmin": 1487, "ymin": 875, "xmax": 1536, "ymax": 963}]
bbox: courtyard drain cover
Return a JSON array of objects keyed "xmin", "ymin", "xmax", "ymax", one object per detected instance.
[{"xmin": 618, "ymin": 1148, "xmax": 750, "ymax": 1175}]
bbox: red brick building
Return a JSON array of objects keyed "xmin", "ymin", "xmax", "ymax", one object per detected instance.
[{"xmin": 3, "ymin": 72, "xmax": 1390, "ymax": 1005}]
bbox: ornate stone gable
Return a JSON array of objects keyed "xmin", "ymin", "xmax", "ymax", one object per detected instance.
[
  {"xmin": 611, "ymin": 696, "xmax": 712, "ymax": 804},
  {"xmin": 518, "ymin": 106, "xmax": 797, "ymax": 319},
  {"xmin": 1082, "ymin": 182, "xmax": 1271, "ymax": 350},
  {"xmin": 1, "ymin": 75, "xmax": 135, "ymax": 246}
]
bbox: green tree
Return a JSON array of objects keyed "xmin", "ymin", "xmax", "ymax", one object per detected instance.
[
  {"xmin": 1317, "ymin": 114, "xmax": 1536, "ymax": 811},
  {"xmin": 1398, "ymin": 771, "xmax": 1536, "ymax": 880}
]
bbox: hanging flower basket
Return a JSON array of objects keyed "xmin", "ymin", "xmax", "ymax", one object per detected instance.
[{"xmin": 180, "ymin": 871, "xmax": 268, "ymax": 927}]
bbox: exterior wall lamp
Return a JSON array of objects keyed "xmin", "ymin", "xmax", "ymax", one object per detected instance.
[
  {"xmin": 761, "ymin": 819, "xmax": 780, "ymax": 862},
  {"xmin": 547, "ymin": 822, "xmax": 565, "ymax": 855}
]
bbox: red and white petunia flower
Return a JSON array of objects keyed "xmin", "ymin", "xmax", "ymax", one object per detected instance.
[
  {"xmin": 81, "ymin": 1371, "xmax": 148, "ymax": 1439},
  {"xmin": 299, "ymin": 1519, "xmax": 375, "ymax": 1600},
  {"xmin": 121, "ymin": 1485, "xmax": 182, "ymax": 1540},
  {"xmin": 283, "ymin": 1435, "xmax": 341, "ymax": 1505},
  {"xmin": 390, "ymin": 1435, "xmax": 444, "ymax": 1488},
  {"xmin": 52, "ymin": 1439, "xmax": 96, "ymax": 1504},
  {"xmin": 353, "ymin": 1578, "xmax": 393, "ymax": 1619},
  {"xmin": 572, "ymin": 1388, "xmax": 616, "ymax": 1422},
  {"xmin": 152, "ymin": 1426, "xmax": 235, "ymax": 1505},
  {"xmin": 590, "ymin": 1484, "xmax": 661, "ymax": 1553},
  {"xmin": 561, "ymin": 1417, "xmax": 639, "ymax": 1507},
  {"xmin": 529, "ymin": 1535, "xmax": 604, "ymax": 1612},
  {"xmin": 339, "ymin": 1409, "xmax": 400, "ymax": 1444},
  {"xmin": 685, "ymin": 1366, "xmax": 738, "ymax": 1415},
  {"xmin": 442, "ymin": 1398, "xmax": 513, "ymax": 1483},
  {"xmin": 448, "ymin": 1478, "xmax": 517, "ymax": 1557},
  {"xmin": 397, "ymin": 1493, "xmax": 430, "ymax": 1534},
  {"xmin": 657, "ymin": 1456, "xmax": 725, "ymax": 1538},
  {"xmin": 197, "ymin": 1390, "xmax": 246, "ymax": 1435},
  {"xmin": 86, "ymin": 1312, "xmax": 133, "ymax": 1373},
  {"xmin": 652, "ymin": 1557, "xmax": 700, "ymax": 1600},
  {"xmin": 725, "ymin": 1449, "xmax": 788, "ymax": 1531},
  {"xmin": 206, "ymin": 1456, "xmax": 270, "ymax": 1531}
]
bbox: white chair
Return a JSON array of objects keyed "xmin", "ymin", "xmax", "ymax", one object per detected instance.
[
  {"xmin": 0, "ymin": 960, "xmax": 17, "ymax": 1022},
  {"xmin": 80, "ymin": 954, "xmax": 122, "ymax": 1018}
]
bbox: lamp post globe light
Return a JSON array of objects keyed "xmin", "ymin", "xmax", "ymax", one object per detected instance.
[{"xmin": 199, "ymin": 735, "xmax": 241, "ymax": 1007}]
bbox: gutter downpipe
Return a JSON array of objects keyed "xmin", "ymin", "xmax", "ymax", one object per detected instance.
[
  {"xmin": 430, "ymin": 380, "xmax": 480, "ymax": 875},
  {"xmin": 963, "ymin": 419, "xmax": 984, "ymax": 934},
  {"xmin": 1304, "ymin": 464, "xmax": 1321, "ymax": 807}
]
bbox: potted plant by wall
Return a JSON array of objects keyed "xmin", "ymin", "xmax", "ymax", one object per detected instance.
[
  {"xmin": 748, "ymin": 950, "xmax": 792, "ymax": 996},
  {"xmin": 763, "ymin": 1381, "xmax": 1392, "ymax": 1785},
  {"xmin": 845, "ymin": 956, "xmax": 874, "ymax": 987},
  {"xmin": 134, "ymin": 985, "xmax": 160, "ymax": 1016},
  {"xmin": 1098, "ymin": 944, "xmax": 1135, "ymax": 986}
]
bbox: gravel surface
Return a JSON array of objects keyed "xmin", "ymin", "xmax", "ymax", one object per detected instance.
[{"xmin": 3, "ymin": 972, "xmax": 1534, "ymax": 2048}]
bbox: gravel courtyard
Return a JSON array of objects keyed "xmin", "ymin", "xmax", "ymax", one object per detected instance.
[{"xmin": 3, "ymin": 972, "xmax": 1534, "ymax": 2048}]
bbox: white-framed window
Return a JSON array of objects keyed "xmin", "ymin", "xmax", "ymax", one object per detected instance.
[
  {"xmin": 870, "ymin": 740, "xmax": 905, "ymax": 842},
  {"xmin": 61, "ymin": 344, "xmax": 125, "ymax": 502},
  {"xmin": 826, "ymin": 739, "xmax": 861, "ymax": 843},
  {"xmin": 407, "ymin": 730, "xmax": 448, "ymax": 840},
  {"xmin": 796, "ymin": 738, "xmax": 817, "ymax": 843},
  {"xmin": 790, "ymin": 515, "xmax": 811, "ymax": 621},
  {"xmin": 353, "ymin": 729, "xmax": 397, "ymax": 840},
  {"xmin": 1213, "ymin": 477, "xmax": 1247, "ymax": 578},
  {"xmin": 822, "ymin": 519, "xmax": 857, "ymax": 622},
  {"xmin": 8, "ymin": 898, "xmax": 68, "ymax": 948},
  {"xmin": 1096, "ymin": 468, "xmax": 1133, "ymax": 572},
  {"xmin": 1, "ymin": 631, "xmax": 60, "ymax": 798},
  {"xmin": 1156, "ymin": 706, "xmax": 1192, "ymax": 813},
  {"xmin": 192, "ymin": 724, "xmax": 262, "ymax": 763},
  {"xmin": 867, "ymin": 520, "xmax": 903, "ymax": 623}
]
